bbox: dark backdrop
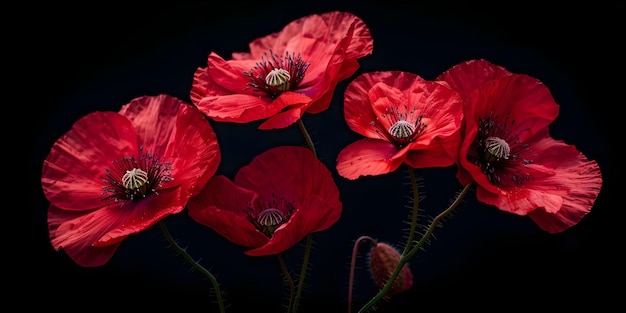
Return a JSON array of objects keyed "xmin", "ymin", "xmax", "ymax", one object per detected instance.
[{"xmin": 26, "ymin": 1, "xmax": 620, "ymax": 312}]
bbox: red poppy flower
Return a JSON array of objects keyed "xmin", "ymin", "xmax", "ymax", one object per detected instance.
[
  {"xmin": 41, "ymin": 94, "xmax": 221, "ymax": 266},
  {"xmin": 437, "ymin": 59, "xmax": 602, "ymax": 233},
  {"xmin": 187, "ymin": 146, "xmax": 342, "ymax": 256},
  {"xmin": 336, "ymin": 71, "xmax": 464, "ymax": 180},
  {"xmin": 190, "ymin": 11, "xmax": 373, "ymax": 130}
]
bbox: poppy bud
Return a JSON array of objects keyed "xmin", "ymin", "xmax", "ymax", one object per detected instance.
[{"xmin": 368, "ymin": 242, "xmax": 413, "ymax": 298}]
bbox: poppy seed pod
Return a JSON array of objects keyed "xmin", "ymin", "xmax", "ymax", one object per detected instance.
[{"xmin": 368, "ymin": 242, "xmax": 413, "ymax": 298}]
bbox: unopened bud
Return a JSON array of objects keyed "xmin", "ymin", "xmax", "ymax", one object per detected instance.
[{"xmin": 368, "ymin": 242, "xmax": 413, "ymax": 298}]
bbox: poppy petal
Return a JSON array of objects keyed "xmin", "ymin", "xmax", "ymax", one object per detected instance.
[
  {"xmin": 119, "ymin": 94, "xmax": 221, "ymax": 197},
  {"xmin": 526, "ymin": 139, "xmax": 601, "ymax": 233},
  {"xmin": 42, "ymin": 112, "xmax": 137, "ymax": 211},
  {"xmin": 190, "ymin": 66, "xmax": 231, "ymax": 105},
  {"xmin": 404, "ymin": 137, "xmax": 459, "ymax": 168},
  {"xmin": 258, "ymin": 105, "xmax": 305, "ymax": 130},
  {"xmin": 306, "ymin": 12, "xmax": 373, "ymax": 113},
  {"xmin": 199, "ymin": 94, "xmax": 274, "ymax": 121},
  {"xmin": 369, "ymin": 83, "xmax": 410, "ymax": 134},
  {"xmin": 436, "ymin": 58, "xmax": 512, "ymax": 96},
  {"xmin": 95, "ymin": 188, "xmax": 187, "ymax": 246},
  {"xmin": 337, "ymin": 138, "xmax": 405, "ymax": 180},
  {"xmin": 405, "ymin": 81, "xmax": 463, "ymax": 141},
  {"xmin": 235, "ymin": 146, "xmax": 341, "ymax": 204},
  {"xmin": 207, "ymin": 52, "xmax": 257, "ymax": 94},
  {"xmin": 48, "ymin": 204, "xmax": 126, "ymax": 267},
  {"xmin": 297, "ymin": 14, "xmax": 360, "ymax": 87},
  {"xmin": 467, "ymin": 75, "xmax": 560, "ymax": 142}
]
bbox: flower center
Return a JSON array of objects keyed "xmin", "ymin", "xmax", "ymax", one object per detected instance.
[
  {"xmin": 257, "ymin": 208, "xmax": 285, "ymax": 235},
  {"xmin": 246, "ymin": 195, "xmax": 295, "ymax": 238},
  {"xmin": 122, "ymin": 168, "xmax": 149, "ymax": 189},
  {"xmin": 243, "ymin": 50, "xmax": 310, "ymax": 99},
  {"xmin": 373, "ymin": 105, "xmax": 426, "ymax": 147},
  {"xmin": 102, "ymin": 146, "xmax": 173, "ymax": 203},
  {"xmin": 470, "ymin": 112, "xmax": 534, "ymax": 188},
  {"xmin": 389, "ymin": 120, "xmax": 415, "ymax": 139},
  {"xmin": 265, "ymin": 69, "xmax": 291, "ymax": 91},
  {"xmin": 484, "ymin": 136, "xmax": 510, "ymax": 162}
]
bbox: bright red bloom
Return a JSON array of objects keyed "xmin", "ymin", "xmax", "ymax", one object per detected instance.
[
  {"xmin": 336, "ymin": 71, "xmax": 464, "ymax": 180},
  {"xmin": 190, "ymin": 11, "xmax": 373, "ymax": 130},
  {"xmin": 41, "ymin": 94, "xmax": 221, "ymax": 266},
  {"xmin": 437, "ymin": 59, "xmax": 602, "ymax": 233},
  {"xmin": 187, "ymin": 146, "xmax": 342, "ymax": 256}
]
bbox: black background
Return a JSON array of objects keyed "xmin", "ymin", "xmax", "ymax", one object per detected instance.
[{"xmin": 25, "ymin": 1, "xmax": 620, "ymax": 312}]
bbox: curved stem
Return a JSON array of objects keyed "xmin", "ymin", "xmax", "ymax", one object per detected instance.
[
  {"xmin": 158, "ymin": 221, "xmax": 225, "ymax": 313},
  {"xmin": 297, "ymin": 119, "xmax": 317, "ymax": 158},
  {"xmin": 277, "ymin": 253, "xmax": 296, "ymax": 313},
  {"xmin": 348, "ymin": 236, "xmax": 378, "ymax": 313},
  {"xmin": 291, "ymin": 118, "xmax": 317, "ymax": 313},
  {"xmin": 358, "ymin": 182, "xmax": 474, "ymax": 313},
  {"xmin": 402, "ymin": 165, "xmax": 419, "ymax": 256},
  {"xmin": 292, "ymin": 234, "xmax": 313, "ymax": 313}
]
